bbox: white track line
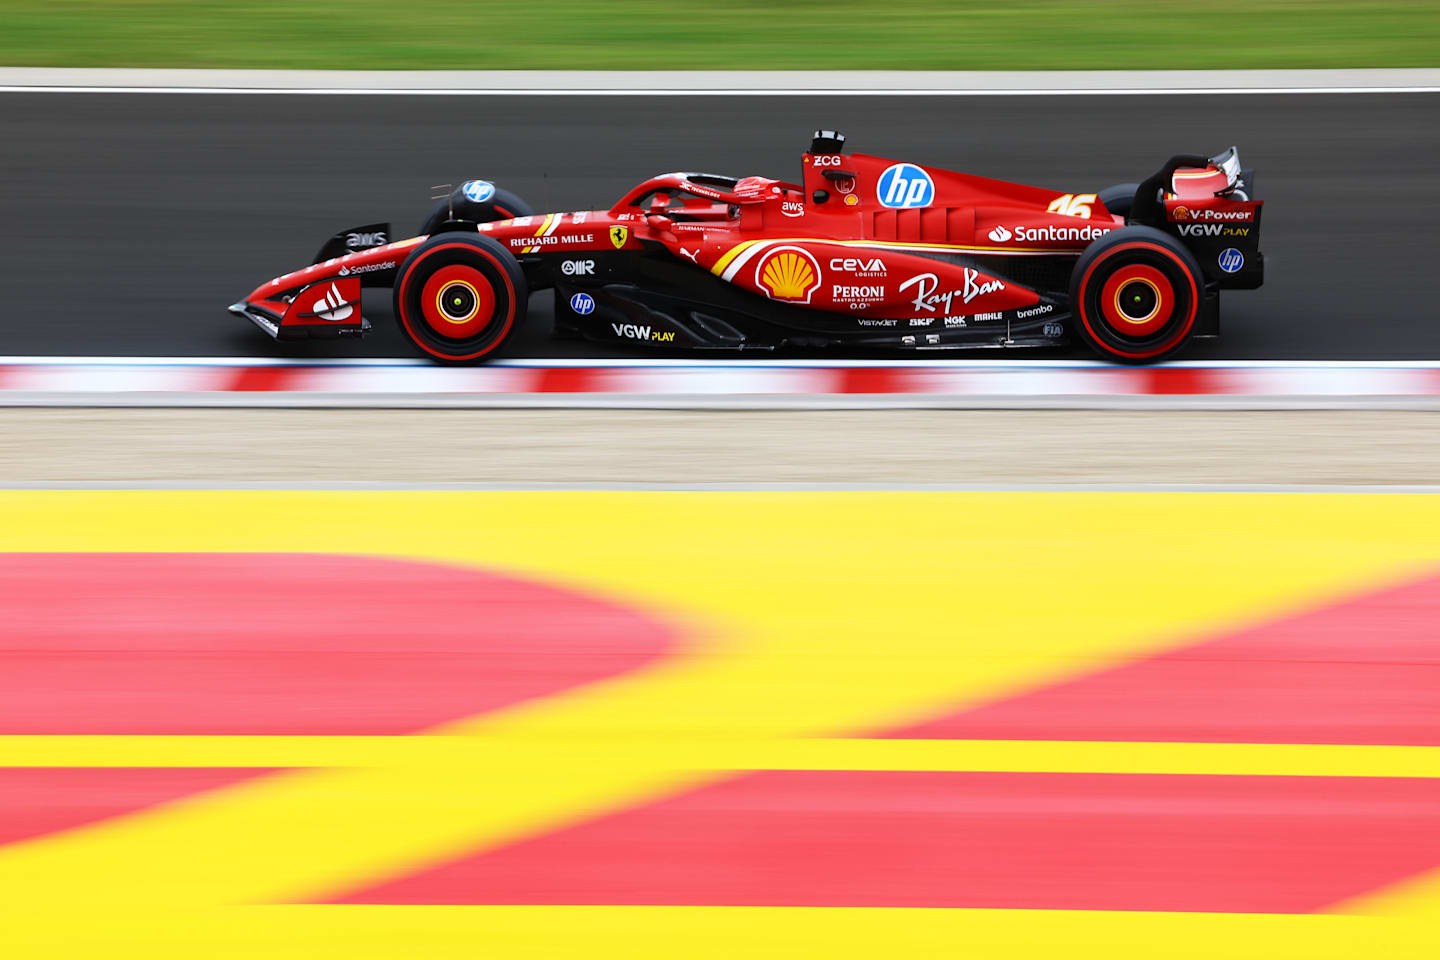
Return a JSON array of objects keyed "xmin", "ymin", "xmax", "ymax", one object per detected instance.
[
  {"xmin": 7, "ymin": 482, "xmax": 1440, "ymax": 493},
  {"xmin": 3, "ymin": 393, "xmax": 1440, "ymax": 411},
  {"xmin": 4, "ymin": 358, "xmax": 1440, "ymax": 370},
  {"xmin": 3, "ymin": 68, "xmax": 1438, "ymax": 96}
]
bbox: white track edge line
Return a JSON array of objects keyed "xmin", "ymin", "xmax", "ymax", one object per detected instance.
[{"xmin": 3, "ymin": 393, "xmax": 1440, "ymax": 411}]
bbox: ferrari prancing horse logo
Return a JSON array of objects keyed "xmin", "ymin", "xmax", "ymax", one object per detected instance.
[{"xmin": 610, "ymin": 226, "xmax": 629, "ymax": 249}]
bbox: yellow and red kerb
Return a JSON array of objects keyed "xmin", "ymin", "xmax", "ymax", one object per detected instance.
[{"xmin": 2, "ymin": 491, "xmax": 1440, "ymax": 958}]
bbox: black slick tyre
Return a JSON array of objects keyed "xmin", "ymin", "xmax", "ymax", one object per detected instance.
[
  {"xmin": 1069, "ymin": 225, "xmax": 1204, "ymax": 364},
  {"xmin": 392, "ymin": 233, "xmax": 527, "ymax": 364}
]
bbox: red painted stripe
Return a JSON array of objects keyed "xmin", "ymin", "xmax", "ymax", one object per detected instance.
[
  {"xmin": 1144, "ymin": 367, "xmax": 1219, "ymax": 394},
  {"xmin": 0, "ymin": 769, "xmax": 273, "ymax": 847},
  {"xmin": 0, "ymin": 553, "xmax": 680, "ymax": 735},
  {"xmin": 335, "ymin": 771, "xmax": 1440, "ymax": 912},
  {"xmin": 533, "ymin": 368, "xmax": 603, "ymax": 392},
  {"xmin": 225, "ymin": 367, "xmax": 303, "ymax": 391},
  {"xmin": 837, "ymin": 368, "xmax": 905, "ymax": 393},
  {"xmin": 894, "ymin": 570, "xmax": 1440, "ymax": 745}
]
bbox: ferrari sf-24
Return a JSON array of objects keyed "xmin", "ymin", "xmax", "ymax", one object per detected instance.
[{"xmin": 229, "ymin": 131, "xmax": 1263, "ymax": 364}]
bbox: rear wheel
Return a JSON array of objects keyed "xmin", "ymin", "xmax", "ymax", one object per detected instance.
[
  {"xmin": 393, "ymin": 233, "xmax": 527, "ymax": 364},
  {"xmin": 1097, "ymin": 182, "xmax": 1139, "ymax": 219},
  {"xmin": 1069, "ymin": 225, "xmax": 1204, "ymax": 364}
]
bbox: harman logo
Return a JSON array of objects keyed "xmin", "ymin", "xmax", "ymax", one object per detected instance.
[
  {"xmin": 987, "ymin": 226, "xmax": 1012, "ymax": 243},
  {"xmin": 461, "ymin": 180, "xmax": 496, "ymax": 203},
  {"xmin": 570, "ymin": 292, "xmax": 596, "ymax": 315},
  {"xmin": 1218, "ymin": 248, "xmax": 1245, "ymax": 273},
  {"xmin": 876, "ymin": 163, "xmax": 935, "ymax": 209},
  {"xmin": 756, "ymin": 246, "xmax": 821, "ymax": 304}
]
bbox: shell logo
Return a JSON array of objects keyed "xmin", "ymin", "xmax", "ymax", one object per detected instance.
[{"xmin": 756, "ymin": 247, "xmax": 821, "ymax": 304}]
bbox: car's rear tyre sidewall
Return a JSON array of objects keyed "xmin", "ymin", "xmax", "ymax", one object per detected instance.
[
  {"xmin": 1097, "ymin": 182, "xmax": 1139, "ymax": 220},
  {"xmin": 1069, "ymin": 225, "xmax": 1203, "ymax": 364},
  {"xmin": 393, "ymin": 233, "xmax": 527, "ymax": 364}
]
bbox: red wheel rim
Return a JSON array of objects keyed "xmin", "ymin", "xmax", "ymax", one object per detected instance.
[
  {"xmin": 419, "ymin": 264, "xmax": 495, "ymax": 339},
  {"xmin": 1099, "ymin": 264, "xmax": 1174, "ymax": 338}
]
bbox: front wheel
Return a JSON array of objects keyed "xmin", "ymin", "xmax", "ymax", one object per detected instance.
[
  {"xmin": 1069, "ymin": 225, "xmax": 1204, "ymax": 364},
  {"xmin": 393, "ymin": 233, "xmax": 528, "ymax": 364}
]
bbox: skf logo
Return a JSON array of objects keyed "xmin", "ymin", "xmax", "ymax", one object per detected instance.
[
  {"xmin": 610, "ymin": 226, "xmax": 629, "ymax": 249},
  {"xmin": 561, "ymin": 259, "xmax": 595, "ymax": 276},
  {"xmin": 756, "ymin": 247, "xmax": 821, "ymax": 304}
]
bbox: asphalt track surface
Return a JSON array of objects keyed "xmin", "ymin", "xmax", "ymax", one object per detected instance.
[{"xmin": 3, "ymin": 91, "xmax": 1438, "ymax": 360}]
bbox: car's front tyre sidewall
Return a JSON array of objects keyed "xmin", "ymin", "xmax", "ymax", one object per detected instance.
[{"xmin": 394, "ymin": 234, "xmax": 527, "ymax": 364}]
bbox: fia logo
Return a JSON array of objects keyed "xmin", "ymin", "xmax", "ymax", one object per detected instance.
[{"xmin": 876, "ymin": 163, "xmax": 934, "ymax": 209}]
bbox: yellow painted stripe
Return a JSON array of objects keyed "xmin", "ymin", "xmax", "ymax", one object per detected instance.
[
  {"xmin": 3, "ymin": 736, "xmax": 1436, "ymax": 779},
  {"xmin": 710, "ymin": 238, "xmax": 764, "ymax": 275},
  {"xmin": 7, "ymin": 904, "xmax": 1438, "ymax": 958}
]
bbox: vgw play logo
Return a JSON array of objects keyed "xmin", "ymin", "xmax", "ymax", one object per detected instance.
[{"xmin": 876, "ymin": 163, "xmax": 935, "ymax": 209}]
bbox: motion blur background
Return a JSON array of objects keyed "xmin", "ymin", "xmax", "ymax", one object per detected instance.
[{"xmin": 3, "ymin": 4, "xmax": 1440, "ymax": 959}]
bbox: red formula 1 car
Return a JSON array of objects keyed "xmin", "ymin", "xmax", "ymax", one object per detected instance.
[{"xmin": 229, "ymin": 131, "xmax": 1263, "ymax": 363}]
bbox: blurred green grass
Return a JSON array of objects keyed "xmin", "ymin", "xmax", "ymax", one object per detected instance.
[{"xmin": 2, "ymin": 0, "xmax": 1437, "ymax": 70}]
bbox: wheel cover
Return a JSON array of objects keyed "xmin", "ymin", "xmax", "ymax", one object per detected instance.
[
  {"xmin": 420, "ymin": 265, "xmax": 495, "ymax": 339},
  {"xmin": 1099, "ymin": 264, "xmax": 1174, "ymax": 338}
]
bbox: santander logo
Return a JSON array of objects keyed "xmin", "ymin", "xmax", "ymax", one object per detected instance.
[{"xmin": 987, "ymin": 226, "xmax": 1013, "ymax": 243}]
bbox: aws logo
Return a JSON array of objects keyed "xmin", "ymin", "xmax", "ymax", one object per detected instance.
[{"xmin": 756, "ymin": 247, "xmax": 821, "ymax": 304}]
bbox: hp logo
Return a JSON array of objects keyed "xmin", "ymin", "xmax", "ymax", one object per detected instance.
[
  {"xmin": 461, "ymin": 180, "xmax": 496, "ymax": 203},
  {"xmin": 1218, "ymin": 248, "xmax": 1245, "ymax": 274},
  {"xmin": 876, "ymin": 163, "xmax": 935, "ymax": 209},
  {"xmin": 569, "ymin": 292, "xmax": 596, "ymax": 315}
]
